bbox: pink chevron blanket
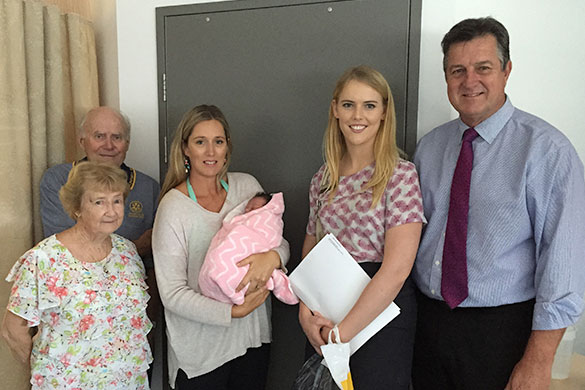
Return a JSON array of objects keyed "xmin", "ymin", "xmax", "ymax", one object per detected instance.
[{"xmin": 199, "ymin": 192, "xmax": 298, "ymax": 305}]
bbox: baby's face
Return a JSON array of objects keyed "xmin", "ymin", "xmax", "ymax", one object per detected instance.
[{"xmin": 245, "ymin": 197, "xmax": 268, "ymax": 213}]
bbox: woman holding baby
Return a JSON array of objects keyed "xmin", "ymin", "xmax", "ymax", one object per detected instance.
[{"xmin": 152, "ymin": 104, "xmax": 290, "ymax": 389}]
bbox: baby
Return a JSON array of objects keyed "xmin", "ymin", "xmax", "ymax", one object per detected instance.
[
  {"xmin": 244, "ymin": 192, "xmax": 272, "ymax": 213},
  {"xmin": 198, "ymin": 192, "xmax": 298, "ymax": 305}
]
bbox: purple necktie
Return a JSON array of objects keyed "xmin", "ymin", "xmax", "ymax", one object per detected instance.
[{"xmin": 441, "ymin": 128, "xmax": 479, "ymax": 309}]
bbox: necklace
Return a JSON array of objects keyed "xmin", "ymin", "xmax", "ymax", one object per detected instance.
[{"xmin": 186, "ymin": 177, "xmax": 229, "ymax": 203}]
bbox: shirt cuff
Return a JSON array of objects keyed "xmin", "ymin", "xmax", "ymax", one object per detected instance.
[{"xmin": 532, "ymin": 293, "xmax": 584, "ymax": 330}]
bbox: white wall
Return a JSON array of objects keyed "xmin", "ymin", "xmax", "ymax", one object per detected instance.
[{"xmin": 91, "ymin": 0, "xmax": 119, "ymax": 108}]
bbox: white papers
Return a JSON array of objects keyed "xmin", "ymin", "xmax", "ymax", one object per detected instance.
[{"xmin": 289, "ymin": 233, "xmax": 400, "ymax": 354}]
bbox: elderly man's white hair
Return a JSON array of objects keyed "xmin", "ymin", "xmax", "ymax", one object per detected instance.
[{"xmin": 78, "ymin": 106, "xmax": 132, "ymax": 141}]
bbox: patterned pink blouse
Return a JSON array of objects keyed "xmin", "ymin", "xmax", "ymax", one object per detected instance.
[
  {"xmin": 306, "ymin": 160, "xmax": 425, "ymax": 263},
  {"xmin": 6, "ymin": 234, "xmax": 152, "ymax": 390}
]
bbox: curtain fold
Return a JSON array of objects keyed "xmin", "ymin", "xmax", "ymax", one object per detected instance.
[
  {"xmin": 25, "ymin": 0, "xmax": 48, "ymax": 248},
  {"xmin": 0, "ymin": 2, "xmax": 35, "ymax": 388},
  {"xmin": 0, "ymin": 0, "xmax": 99, "ymax": 388}
]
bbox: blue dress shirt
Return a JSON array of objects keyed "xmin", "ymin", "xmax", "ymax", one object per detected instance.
[{"xmin": 413, "ymin": 98, "xmax": 585, "ymax": 330}]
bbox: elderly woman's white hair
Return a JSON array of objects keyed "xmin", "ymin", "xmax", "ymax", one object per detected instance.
[{"xmin": 59, "ymin": 161, "xmax": 130, "ymax": 220}]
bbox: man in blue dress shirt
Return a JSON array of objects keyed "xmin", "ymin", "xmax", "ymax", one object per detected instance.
[{"xmin": 412, "ymin": 17, "xmax": 585, "ymax": 390}]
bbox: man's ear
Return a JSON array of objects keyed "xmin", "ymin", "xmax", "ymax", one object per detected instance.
[{"xmin": 503, "ymin": 60, "xmax": 512, "ymax": 83}]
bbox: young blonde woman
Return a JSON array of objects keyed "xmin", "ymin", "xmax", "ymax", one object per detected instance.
[
  {"xmin": 152, "ymin": 105, "xmax": 289, "ymax": 390},
  {"xmin": 298, "ymin": 66, "xmax": 425, "ymax": 389}
]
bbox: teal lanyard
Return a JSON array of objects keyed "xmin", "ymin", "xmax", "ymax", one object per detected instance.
[{"xmin": 186, "ymin": 177, "xmax": 229, "ymax": 203}]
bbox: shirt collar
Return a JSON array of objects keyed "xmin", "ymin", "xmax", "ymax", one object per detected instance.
[
  {"xmin": 455, "ymin": 96, "xmax": 515, "ymax": 144},
  {"xmin": 76, "ymin": 157, "xmax": 134, "ymax": 185}
]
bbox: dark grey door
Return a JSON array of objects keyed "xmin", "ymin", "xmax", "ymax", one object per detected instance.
[{"xmin": 156, "ymin": 0, "xmax": 420, "ymax": 387}]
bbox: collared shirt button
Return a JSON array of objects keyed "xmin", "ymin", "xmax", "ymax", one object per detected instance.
[
  {"xmin": 431, "ymin": 289, "xmax": 436, "ymax": 295},
  {"xmin": 435, "ymin": 261, "xmax": 440, "ymax": 266}
]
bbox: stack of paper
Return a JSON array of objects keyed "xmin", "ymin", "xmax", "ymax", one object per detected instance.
[{"xmin": 289, "ymin": 233, "xmax": 401, "ymax": 354}]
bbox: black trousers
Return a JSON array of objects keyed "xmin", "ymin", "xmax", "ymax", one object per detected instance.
[
  {"xmin": 175, "ymin": 343, "xmax": 270, "ymax": 390},
  {"xmin": 304, "ymin": 263, "xmax": 417, "ymax": 390},
  {"xmin": 412, "ymin": 290, "xmax": 534, "ymax": 390}
]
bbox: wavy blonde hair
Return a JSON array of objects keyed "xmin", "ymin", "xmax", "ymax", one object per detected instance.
[
  {"xmin": 322, "ymin": 65, "xmax": 400, "ymax": 208},
  {"xmin": 160, "ymin": 105, "xmax": 233, "ymax": 199}
]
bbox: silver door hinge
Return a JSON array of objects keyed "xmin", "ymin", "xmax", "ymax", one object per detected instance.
[
  {"xmin": 162, "ymin": 73, "xmax": 167, "ymax": 102},
  {"xmin": 164, "ymin": 135, "xmax": 168, "ymax": 163}
]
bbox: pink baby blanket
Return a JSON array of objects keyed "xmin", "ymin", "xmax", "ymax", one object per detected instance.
[{"xmin": 199, "ymin": 192, "xmax": 298, "ymax": 305}]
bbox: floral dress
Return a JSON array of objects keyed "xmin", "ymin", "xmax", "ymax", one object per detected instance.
[{"xmin": 6, "ymin": 234, "xmax": 153, "ymax": 390}]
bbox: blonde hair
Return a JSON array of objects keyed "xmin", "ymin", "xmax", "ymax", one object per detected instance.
[
  {"xmin": 322, "ymin": 65, "xmax": 400, "ymax": 207},
  {"xmin": 160, "ymin": 104, "xmax": 233, "ymax": 199},
  {"xmin": 59, "ymin": 161, "xmax": 130, "ymax": 220}
]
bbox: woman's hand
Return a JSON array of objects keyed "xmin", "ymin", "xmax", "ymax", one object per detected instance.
[
  {"xmin": 236, "ymin": 250, "xmax": 280, "ymax": 294},
  {"xmin": 320, "ymin": 325, "xmax": 336, "ymax": 344},
  {"xmin": 299, "ymin": 301, "xmax": 334, "ymax": 355},
  {"xmin": 1, "ymin": 311, "xmax": 33, "ymax": 365},
  {"xmin": 231, "ymin": 286, "xmax": 270, "ymax": 318}
]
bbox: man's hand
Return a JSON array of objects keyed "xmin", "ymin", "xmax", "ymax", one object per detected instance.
[
  {"xmin": 505, "ymin": 355, "xmax": 552, "ymax": 390},
  {"xmin": 505, "ymin": 329, "xmax": 565, "ymax": 390}
]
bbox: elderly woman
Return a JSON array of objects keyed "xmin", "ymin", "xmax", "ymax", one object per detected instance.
[
  {"xmin": 153, "ymin": 104, "xmax": 290, "ymax": 389},
  {"xmin": 2, "ymin": 162, "xmax": 152, "ymax": 389}
]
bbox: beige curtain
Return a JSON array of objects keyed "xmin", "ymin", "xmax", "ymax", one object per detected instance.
[{"xmin": 0, "ymin": 0, "xmax": 98, "ymax": 388}]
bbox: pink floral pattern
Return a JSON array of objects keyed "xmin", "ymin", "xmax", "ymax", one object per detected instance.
[
  {"xmin": 6, "ymin": 234, "xmax": 152, "ymax": 389},
  {"xmin": 307, "ymin": 160, "xmax": 425, "ymax": 263}
]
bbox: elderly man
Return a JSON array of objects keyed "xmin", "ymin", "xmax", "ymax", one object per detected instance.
[
  {"xmin": 40, "ymin": 107, "xmax": 159, "ymax": 260},
  {"xmin": 412, "ymin": 17, "xmax": 585, "ymax": 389}
]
